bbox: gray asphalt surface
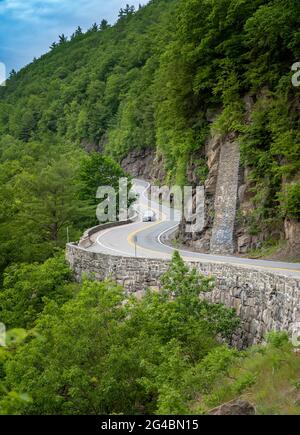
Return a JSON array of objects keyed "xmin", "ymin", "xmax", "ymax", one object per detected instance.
[{"xmin": 87, "ymin": 180, "xmax": 300, "ymax": 278}]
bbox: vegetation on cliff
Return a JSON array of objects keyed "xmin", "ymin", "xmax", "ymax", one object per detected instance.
[
  {"xmin": 0, "ymin": 0, "xmax": 299, "ymax": 415},
  {"xmin": 0, "ymin": 0, "xmax": 299, "ymax": 244}
]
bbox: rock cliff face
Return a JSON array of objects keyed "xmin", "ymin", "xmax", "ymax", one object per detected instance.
[
  {"xmin": 179, "ymin": 131, "xmax": 244, "ymax": 254},
  {"xmin": 119, "ymin": 105, "xmax": 300, "ymax": 259},
  {"xmin": 284, "ymin": 219, "xmax": 300, "ymax": 258},
  {"xmin": 176, "ymin": 95, "xmax": 300, "ymax": 258},
  {"xmin": 121, "ymin": 148, "xmax": 165, "ymax": 182},
  {"xmin": 208, "ymin": 400, "xmax": 255, "ymax": 416},
  {"xmin": 180, "ymin": 132, "xmax": 287, "ymax": 256}
]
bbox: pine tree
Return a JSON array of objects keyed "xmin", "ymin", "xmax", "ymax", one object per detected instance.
[
  {"xmin": 75, "ymin": 26, "xmax": 83, "ymax": 36},
  {"xmin": 88, "ymin": 23, "xmax": 98, "ymax": 32},
  {"xmin": 9, "ymin": 69, "xmax": 17, "ymax": 79},
  {"xmin": 118, "ymin": 4, "xmax": 135, "ymax": 20},
  {"xmin": 58, "ymin": 34, "xmax": 68, "ymax": 44},
  {"xmin": 99, "ymin": 19, "xmax": 109, "ymax": 31}
]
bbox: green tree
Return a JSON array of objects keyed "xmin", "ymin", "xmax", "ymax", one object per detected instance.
[
  {"xmin": 2, "ymin": 252, "xmax": 239, "ymax": 415},
  {"xmin": 78, "ymin": 152, "xmax": 133, "ymax": 222},
  {"xmin": 58, "ymin": 34, "xmax": 68, "ymax": 44},
  {"xmin": 99, "ymin": 19, "xmax": 109, "ymax": 31},
  {"xmin": 88, "ymin": 23, "xmax": 98, "ymax": 33},
  {"xmin": 118, "ymin": 4, "xmax": 135, "ymax": 20},
  {"xmin": 0, "ymin": 141, "xmax": 92, "ymax": 275},
  {"xmin": 75, "ymin": 26, "xmax": 83, "ymax": 37},
  {"xmin": 0, "ymin": 254, "xmax": 76, "ymax": 329},
  {"xmin": 17, "ymin": 154, "xmax": 91, "ymax": 243},
  {"xmin": 0, "ymin": 330, "xmax": 32, "ymax": 415}
]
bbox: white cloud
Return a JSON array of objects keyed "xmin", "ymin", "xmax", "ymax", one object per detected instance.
[
  {"xmin": 0, "ymin": 0, "xmax": 61, "ymax": 15},
  {"xmin": 0, "ymin": 0, "xmax": 145, "ymax": 22},
  {"xmin": 0, "ymin": 0, "xmax": 148, "ymax": 73}
]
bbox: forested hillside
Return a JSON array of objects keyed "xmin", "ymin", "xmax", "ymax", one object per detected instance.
[
  {"xmin": 0, "ymin": 0, "xmax": 176, "ymax": 275},
  {"xmin": 1, "ymin": 0, "xmax": 300, "ymax": 259},
  {"xmin": 1, "ymin": 0, "xmax": 300, "ymax": 415}
]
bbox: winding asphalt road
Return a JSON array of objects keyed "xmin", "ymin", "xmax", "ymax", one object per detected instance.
[{"xmin": 87, "ymin": 180, "xmax": 300, "ymax": 278}]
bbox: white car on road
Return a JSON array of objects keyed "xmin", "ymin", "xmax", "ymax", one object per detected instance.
[{"xmin": 142, "ymin": 210, "xmax": 156, "ymax": 222}]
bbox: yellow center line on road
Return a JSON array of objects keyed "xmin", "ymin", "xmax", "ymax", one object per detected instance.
[
  {"xmin": 127, "ymin": 220, "xmax": 164, "ymax": 251},
  {"xmin": 126, "ymin": 182, "xmax": 300, "ymax": 275},
  {"xmin": 127, "ymin": 189, "xmax": 170, "ymax": 255},
  {"xmin": 126, "ymin": 221, "xmax": 300, "ymax": 275}
]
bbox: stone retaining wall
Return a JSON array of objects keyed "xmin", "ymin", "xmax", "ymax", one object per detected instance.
[
  {"xmin": 66, "ymin": 243, "xmax": 300, "ymax": 348},
  {"xmin": 210, "ymin": 139, "xmax": 240, "ymax": 254}
]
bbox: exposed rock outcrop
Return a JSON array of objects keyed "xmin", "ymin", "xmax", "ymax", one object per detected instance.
[
  {"xmin": 208, "ymin": 400, "xmax": 255, "ymax": 416},
  {"xmin": 284, "ymin": 219, "xmax": 300, "ymax": 258},
  {"xmin": 121, "ymin": 148, "xmax": 165, "ymax": 182},
  {"xmin": 179, "ymin": 132, "xmax": 242, "ymax": 254},
  {"xmin": 177, "ymin": 95, "xmax": 277, "ymax": 256}
]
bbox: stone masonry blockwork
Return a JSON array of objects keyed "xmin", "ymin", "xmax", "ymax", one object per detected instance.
[
  {"xmin": 210, "ymin": 140, "xmax": 240, "ymax": 255},
  {"xmin": 66, "ymin": 243, "xmax": 300, "ymax": 348}
]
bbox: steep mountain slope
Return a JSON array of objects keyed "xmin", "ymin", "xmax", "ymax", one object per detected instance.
[
  {"xmin": 0, "ymin": 0, "xmax": 300, "ymax": 257},
  {"xmin": 0, "ymin": 0, "xmax": 177, "ymax": 155},
  {"xmin": 1, "ymin": 0, "xmax": 300, "ymax": 416}
]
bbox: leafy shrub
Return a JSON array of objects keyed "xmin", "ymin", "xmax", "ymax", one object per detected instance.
[
  {"xmin": 0, "ymin": 254, "xmax": 76, "ymax": 329},
  {"xmin": 1, "ymin": 252, "xmax": 239, "ymax": 415},
  {"xmin": 280, "ymin": 183, "xmax": 300, "ymax": 220},
  {"xmin": 266, "ymin": 331, "xmax": 289, "ymax": 349}
]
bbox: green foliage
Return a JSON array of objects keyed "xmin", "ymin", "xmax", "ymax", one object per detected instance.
[
  {"xmin": 0, "ymin": 0, "xmax": 177, "ymax": 163},
  {"xmin": 266, "ymin": 331, "xmax": 289, "ymax": 348},
  {"xmin": 194, "ymin": 158, "xmax": 209, "ymax": 184},
  {"xmin": 1, "ymin": 0, "xmax": 299, "ymax": 202},
  {"xmin": 0, "ymin": 254, "xmax": 77, "ymax": 329},
  {"xmin": 0, "ymin": 136, "xmax": 95, "ymax": 275},
  {"xmin": 0, "ymin": 329, "xmax": 32, "ymax": 415},
  {"xmin": 212, "ymin": 101, "xmax": 244, "ymax": 136},
  {"xmin": 78, "ymin": 152, "xmax": 132, "ymax": 215},
  {"xmin": 161, "ymin": 252, "xmax": 239, "ymax": 340},
  {"xmin": 0, "ymin": 252, "xmax": 239, "ymax": 415},
  {"xmin": 280, "ymin": 182, "xmax": 300, "ymax": 220},
  {"xmin": 0, "ymin": 0, "xmax": 299, "ymax": 416},
  {"xmin": 240, "ymin": 91, "xmax": 300, "ymax": 230},
  {"xmin": 189, "ymin": 346, "xmax": 240, "ymax": 395},
  {"xmin": 247, "ymin": 239, "xmax": 286, "ymax": 259},
  {"xmin": 160, "ymin": 251, "xmax": 214, "ymax": 299},
  {"xmin": 194, "ymin": 332, "xmax": 300, "ymax": 415}
]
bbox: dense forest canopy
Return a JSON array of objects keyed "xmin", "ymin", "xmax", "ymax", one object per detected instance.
[
  {"xmin": 0, "ymin": 253, "xmax": 239, "ymax": 415},
  {"xmin": 0, "ymin": 0, "xmax": 300, "ymax": 415},
  {"xmin": 0, "ymin": 0, "xmax": 300, "ymax": 239}
]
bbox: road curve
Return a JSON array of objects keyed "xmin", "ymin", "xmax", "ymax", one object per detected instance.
[{"xmin": 86, "ymin": 180, "xmax": 300, "ymax": 278}]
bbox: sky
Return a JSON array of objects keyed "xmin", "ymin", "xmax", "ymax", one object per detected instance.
[{"xmin": 0, "ymin": 0, "xmax": 147, "ymax": 76}]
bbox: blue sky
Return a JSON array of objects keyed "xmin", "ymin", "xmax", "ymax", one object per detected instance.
[{"xmin": 0, "ymin": 0, "xmax": 147, "ymax": 75}]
